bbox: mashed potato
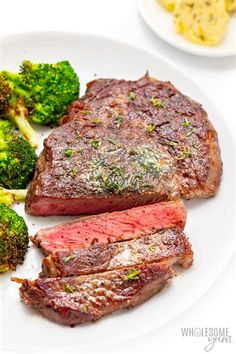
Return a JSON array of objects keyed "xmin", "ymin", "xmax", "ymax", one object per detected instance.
[
  {"xmin": 173, "ymin": 0, "xmax": 229, "ymax": 46},
  {"xmin": 225, "ymin": 0, "xmax": 236, "ymax": 12},
  {"xmin": 158, "ymin": 0, "xmax": 177, "ymax": 12}
]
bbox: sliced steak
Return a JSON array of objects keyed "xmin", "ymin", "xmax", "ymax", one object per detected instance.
[
  {"xmin": 32, "ymin": 201, "xmax": 186, "ymax": 255},
  {"xmin": 26, "ymin": 74, "xmax": 222, "ymax": 216},
  {"xmin": 41, "ymin": 228, "xmax": 193, "ymax": 277},
  {"xmin": 15, "ymin": 262, "xmax": 173, "ymax": 326}
]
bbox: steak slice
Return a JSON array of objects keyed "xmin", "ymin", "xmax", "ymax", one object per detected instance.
[
  {"xmin": 41, "ymin": 228, "xmax": 193, "ymax": 277},
  {"xmin": 26, "ymin": 74, "xmax": 222, "ymax": 216},
  {"xmin": 32, "ymin": 201, "xmax": 186, "ymax": 255},
  {"xmin": 15, "ymin": 262, "xmax": 173, "ymax": 326}
]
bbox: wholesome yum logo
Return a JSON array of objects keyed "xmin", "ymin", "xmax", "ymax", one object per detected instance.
[{"xmin": 181, "ymin": 327, "xmax": 232, "ymax": 352}]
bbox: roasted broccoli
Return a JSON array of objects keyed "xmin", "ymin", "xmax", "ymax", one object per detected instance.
[
  {"xmin": 0, "ymin": 187, "xmax": 27, "ymax": 207},
  {"xmin": 0, "ymin": 60, "xmax": 79, "ymax": 145},
  {"xmin": 0, "ymin": 73, "xmax": 39, "ymax": 147},
  {"xmin": 0, "ymin": 203, "xmax": 29, "ymax": 273},
  {"xmin": 0, "ymin": 119, "xmax": 37, "ymax": 189},
  {"xmin": 20, "ymin": 60, "xmax": 80, "ymax": 125}
]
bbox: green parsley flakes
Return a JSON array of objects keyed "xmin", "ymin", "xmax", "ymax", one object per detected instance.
[
  {"xmin": 151, "ymin": 96, "xmax": 164, "ymax": 108},
  {"xmin": 177, "ymin": 147, "xmax": 192, "ymax": 160},
  {"xmin": 114, "ymin": 114, "xmax": 123, "ymax": 127},
  {"xmin": 148, "ymin": 244, "xmax": 156, "ymax": 252},
  {"xmin": 65, "ymin": 148, "xmax": 73, "ymax": 158},
  {"xmin": 186, "ymin": 129, "xmax": 194, "ymax": 137},
  {"xmin": 71, "ymin": 167, "xmax": 78, "ymax": 177},
  {"xmin": 90, "ymin": 138, "xmax": 102, "ymax": 150},
  {"xmin": 76, "ymin": 131, "xmax": 81, "ymax": 140},
  {"xmin": 165, "ymin": 141, "xmax": 178, "ymax": 147},
  {"xmin": 91, "ymin": 118, "xmax": 102, "ymax": 124},
  {"xmin": 146, "ymin": 123, "xmax": 156, "ymax": 133},
  {"xmin": 182, "ymin": 117, "xmax": 191, "ymax": 128},
  {"xmin": 125, "ymin": 268, "xmax": 139, "ymax": 280},
  {"xmin": 107, "ymin": 137, "xmax": 119, "ymax": 146},
  {"xmin": 64, "ymin": 283, "xmax": 75, "ymax": 293},
  {"xmin": 129, "ymin": 91, "xmax": 136, "ymax": 100},
  {"xmin": 80, "ymin": 110, "xmax": 91, "ymax": 115},
  {"xmin": 63, "ymin": 255, "xmax": 76, "ymax": 263},
  {"xmin": 81, "ymin": 303, "xmax": 89, "ymax": 313}
]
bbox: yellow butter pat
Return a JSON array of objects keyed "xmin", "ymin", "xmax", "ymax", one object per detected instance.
[{"xmin": 173, "ymin": 0, "xmax": 229, "ymax": 46}]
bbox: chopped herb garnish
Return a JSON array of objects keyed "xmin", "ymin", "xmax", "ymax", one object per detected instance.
[
  {"xmin": 81, "ymin": 303, "xmax": 89, "ymax": 313},
  {"xmin": 63, "ymin": 255, "xmax": 76, "ymax": 263},
  {"xmin": 131, "ymin": 146, "xmax": 164, "ymax": 178},
  {"xmin": 142, "ymin": 184, "xmax": 155, "ymax": 190},
  {"xmin": 177, "ymin": 147, "xmax": 192, "ymax": 160},
  {"xmin": 165, "ymin": 141, "xmax": 178, "ymax": 147},
  {"xmin": 91, "ymin": 118, "xmax": 102, "ymax": 124},
  {"xmin": 192, "ymin": 143, "xmax": 198, "ymax": 149},
  {"xmin": 151, "ymin": 96, "xmax": 164, "ymax": 108},
  {"xmin": 125, "ymin": 268, "xmax": 139, "ymax": 280},
  {"xmin": 146, "ymin": 123, "xmax": 156, "ymax": 133},
  {"xmin": 64, "ymin": 283, "xmax": 75, "ymax": 293},
  {"xmin": 97, "ymin": 165, "xmax": 127, "ymax": 195},
  {"xmin": 183, "ymin": 147, "xmax": 192, "ymax": 158},
  {"xmin": 186, "ymin": 129, "xmax": 194, "ymax": 137},
  {"xmin": 91, "ymin": 138, "xmax": 102, "ymax": 150},
  {"xmin": 71, "ymin": 167, "xmax": 78, "ymax": 177},
  {"xmin": 182, "ymin": 117, "xmax": 191, "ymax": 128},
  {"xmin": 65, "ymin": 148, "xmax": 73, "ymax": 158},
  {"xmin": 148, "ymin": 244, "xmax": 156, "ymax": 252},
  {"xmin": 107, "ymin": 137, "xmax": 119, "ymax": 146},
  {"xmin": 76, "ymin": 131, "xmax": 81, "ymax": 140},
  {"xmin": 91, "ymin": 145, "xmax": 172, "ymax": 196},
  {"xmin": 114, "ymin": 114, "xmax": 123, "ymax": 127},
  {"xmin": 107, "ymin": 137, "xmax": 121, "ymax": 152},
  {"xmin": 80, "ymin": 110, "xmax": 91, "ymax": 115},
  {"xmin": 129, "ymin": 91, "xmax": 136, "ymax": 100},
  {"xmin": 77, "ymin": 148, "xmax": 83, "ymax": 154}
]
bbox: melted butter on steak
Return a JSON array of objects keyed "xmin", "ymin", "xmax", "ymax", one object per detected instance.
[
  {"xmin": 25, "ymin": 74, "xmax": 222, "ymax": 215},
  {"xmin": 86, "ymin": 144, "xmax": 175, "ymax": 196}
]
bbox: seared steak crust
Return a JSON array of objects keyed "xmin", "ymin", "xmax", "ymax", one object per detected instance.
[
  {"xmin": 26, "ymin": 75, "xmax": 222, "ymax": 215},
  {"xmin": 18, "ymin": 262, "xmax": 173, "ymax": 326},
  {"xmin": 41, "ymin": 228, "xmax": 193, "ymax": 277}
]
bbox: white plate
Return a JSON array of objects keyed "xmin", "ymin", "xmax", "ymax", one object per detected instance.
[
  {"xmin": 139, "ymin": 0, "xmax": 236, "ymax": 57},
  {"xmin": 0, "ymin": 32, "xmax": 234, "ymax": 353}
]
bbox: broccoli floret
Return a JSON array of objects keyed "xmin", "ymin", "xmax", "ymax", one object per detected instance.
[
  {"xmin": 0, "ymin": 203, "xmax": 29, "ymax": 273},
  {"xmin": 20, "ymin": 60, "xmax": 80, "ymax": 125},
  {"xmin": 1, "ymin": 60, "xmax": 79, "ymax": 132},
  {"xmin": 0, "ymin": 120, "xmax": 37, "ymax": 189},
  {"xmin": 0, "ymin": 187, "xmax": 27, "ymax": 207},
  {"xmin": 0, "ymin": 73, "xmax": 39, "ymax": 147}
]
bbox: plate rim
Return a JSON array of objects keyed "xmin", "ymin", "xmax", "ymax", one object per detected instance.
[
  {"xmin": 0, "ymin": 30, "xmax": 235, "ymax": 353},
  {"xmin": 138, "ymin": 0, "xmax": 236, "ymax": 58}
]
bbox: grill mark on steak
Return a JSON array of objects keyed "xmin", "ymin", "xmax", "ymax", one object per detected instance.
[
  {"xmin": 41, "ymin": 228, "xmax": 193, "ymax": 278},
  {"xmin": 32, "ymin": 201, "xmax": 187, "ymax": 255},
  {"xmin": 16, "ymin": 262, "xmax": 173, "ymax": 326}
]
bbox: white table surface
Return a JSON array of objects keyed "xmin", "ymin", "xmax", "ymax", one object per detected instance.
[{"xmin": 0, "ymin": 1, "xmax": 235, "ymax": 353}]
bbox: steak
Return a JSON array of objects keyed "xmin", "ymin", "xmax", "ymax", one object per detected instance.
[
  {"xmin": 32, "ymin": 201, "xmax": 187, "ymax": 255},
  {"xmin": 25, "ymin": 74, "xmax": 222, "ymax": 216},
  {"xmin": 41, "ymin": 228, "xmax": 193, "ymax": 277},
  {"xmin": 15, "ymin": 262, "xmax": 173, "ymax": 326}
]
